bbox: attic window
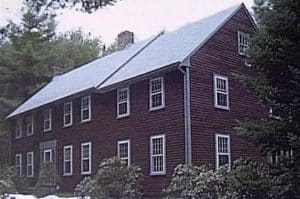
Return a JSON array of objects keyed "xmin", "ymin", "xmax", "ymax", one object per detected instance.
[
  {"xmin": 81, "ymin": 96, "xmax": 91, "ymax": 122},
  {"xmin": 238, "ymin": 31, "xmax": 250, "ymax": 56}
]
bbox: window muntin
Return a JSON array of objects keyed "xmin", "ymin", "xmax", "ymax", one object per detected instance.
[
  {"xmin": 43, "ymin": 109, "xmax": 52, "ymax": 132},
  {"xmin": 216, "ymin": 134, "xmax": 231, "ymax": 169},
  {"xmin": 63, "ymin": 145, "xmax": 73, "ymax": 176},
  {"xmin": 150, "ymin": 77, "xmax": 165, "ymax": 110},
  {"xmin": 26, "ymin": 152, "xmax": 34, "ymax": 177},
  {"xmin": 117, "ymin": 88, "xmax": 130, "ymax": 117},
  {"xmin": 15, "ymin": 119, "xmax": 22, "ymax": 139},
  {"xmin": 63, "ymin": 101, "xmax": 73, "ymax": 127},
  {"xmin": 238, "ymin": 31, "xmax": 250, "ymax": 56},
  {"xmin": 15, "ymin": 154, "xmax": 22, "ymax": 176},
  {"xmin": 117, "ymin": 140, "xmax": 130, "ymax": 166},
  {"xmin": 214, "ymin": 75, "xmax": 229, "ymax": 110},
  {"xmin": 81, "ymin": 142, "xmax": 91, "ymax": 174},
  {"xmin": 81, "ymin": 96, "xmax": 91, "ymax": 122},
  {"xmin": 26, "ymin": 114, "xmax": 33, "ymax": 136},
  {"xmin": 150, "ymin": 134, "xmax": 166, "ymax": 175},
  {"xmin": 43, "ymin": 149, "xmax": 53, "ymax": 162}
]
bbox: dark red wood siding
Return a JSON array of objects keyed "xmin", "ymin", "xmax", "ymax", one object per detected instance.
[
  {"xmin": 189, "ymin": 8, "xmax": 266, "ymax": 167},
  {"xmin": 11, "ymin": 70, "xmax": 185, "ymax": 198}
]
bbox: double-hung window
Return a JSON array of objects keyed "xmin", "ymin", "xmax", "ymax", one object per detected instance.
[
  {"xmin": 15, "ymin": 119, "xmax": 22, "ymax": 139},
  {"xmin": 117, "ymin": 88, "xmax": 130, "ymax": 118},
  {"xmin": 214, "ymin": 74, "xmax": 229, "ymax": 110},
  {"xmin": 117, "ymin": 140, "xmax": 130, "ymax": 166},
  {"xmin": 150, "ymin": 134, "xmax": 166, "ymax": 175},
  {"xmin": 81, "ymin": 96, "xmax": 91, "ymax": 122},
  {"xmin": 216, "ymin": 134, "xmax": 231, "ymax": 169},
  {"xmin": 26, "ymin": 114, "xmax": 33, "ymax": 136},
  {"xmin": 150, "ymin": 77, "xmax": 165, "ymax": 110},
  {"xmin": 26, "ymin": 152, "xmax": 34, "ymax": 177},
  {"xmin": 238, "ymin": 31, "xmax": 250, "ymax": 56},
  {"xmin": 15, "ymin": 154, "xmax": 22, "ymax": 176},
  {"xmin": 63, "ymin": 145, "xmax": 73, "ymax": 176},
  {"xmin": 63, "ymin": 101, "xmax": 73, "ymax": 127},
  {"xmin": 43, "ymin": 149, "xmax": 53, "ymax": 162},
  {"xmin": 81, "ymin": 142, "xmax": 91, "ymax": 175},
  {"xmin": 43, "ymin": 109, "xmax": 52, "ymax": 132}
]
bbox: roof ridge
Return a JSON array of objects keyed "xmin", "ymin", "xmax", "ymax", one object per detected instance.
[{"xmin": 95, "ymin": 32, "xmax": 163, "ymax": 89}]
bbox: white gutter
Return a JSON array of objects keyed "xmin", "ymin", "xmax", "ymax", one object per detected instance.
[{"xmin": 179, "ymin": 58, "xmax": 192, "ymax": 164}]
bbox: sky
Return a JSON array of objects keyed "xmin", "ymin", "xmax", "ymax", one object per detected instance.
[{"xmin": 0, "ymin": 0, "xmax": 254, "ymax": 44}]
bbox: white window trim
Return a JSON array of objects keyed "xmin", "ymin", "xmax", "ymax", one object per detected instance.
[
  {"xmin": 149, "ymin": 77, "xmax": 165, "ymax": 111},
  {"xmin": 63, "ymin": 145, "xmax": 73, "ymax": 176},
  {"xmin": 26, "ymin": 152, "xmax": 34, "ymax": 177},
  {"xmin": 81, "ymin": 96, "xmax": 91, "ymax": 123},
  {"xmin": 63, "ymin": 101, "xmax": 73, "ymax": 127},
  {"xmin": 43, "ymin": 149, "xmax": 53, "ymax": 162},
  {"xmin": 43, "ymin": 109, "xmax": 52, "ymax": 132},
  {"xmin": 238, "ymin": 31, "xmax": 250, "ymax": 56},
  {"xmin": 215, "ymin": 134, "xmax": 231, "ymax": 169},
  {"xmin": 150, "ymin": 134, "xmax": 166, "ymax": 175},
  {"xmin": 117, "ymin": 87, "xmax": 130, "ymax": 118},
  {"xmin": 81, "ymin": 142, "xmax": 92, "ymax": 175},
  {"xmin": 15, "ymin": 119, "xmax": 22, "ymax": 139},
  {"xmin": 26, "ymin": 114, "xmax": 34, "ymax": 136},
  {"xmin": 117, "ymin": 139, "xmax": 131, "ymax": 166},
  {"xmin": 15, "ymin": 153, "xmax": 22, "ymax": 176},
  {"xmin": 214, "ymin": 74, "xmax": 229, "ymax": 110}
]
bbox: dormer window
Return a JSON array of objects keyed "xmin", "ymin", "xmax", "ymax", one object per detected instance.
[
  {"xmin": 43, "ymin": 109, "xmax": 52, "ymax": 132},
  {"xmin": 238, "ymin": 31, "xmax": 250, "ymax": 56},
  {"xmin": 63, "ymin": 101, "xmax": 73, "ymax": 127},
  {"xmin": 81, "ymin": 96, "xmax": 91, "ymax": 122},
  {"xmin": 15, "ymin": 118, "xmax": 22, "ymax": 139},
  {"xmin": 26, "ymin": 114, "xmax": 33, "ymax": 136},
  {"xmin": 150, "ymin": 77, "xmax": 165, "ymax": 111},
  {"xmin": 117, "ymin": 88, "xmax": 130, "ymax": 118}
]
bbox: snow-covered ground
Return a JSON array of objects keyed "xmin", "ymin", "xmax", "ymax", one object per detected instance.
[{"xmin": 2, "ymin": 194, "xmax": 89, "ymax": 199}]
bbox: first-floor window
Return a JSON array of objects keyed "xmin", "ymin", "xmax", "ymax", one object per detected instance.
[
  {"xmin": 81, "ymin": 142, "xmax": 91, "ymax": 174},
  {"xmin": 117, "ymin": 140, "xmax": 130, "ymax": 166},
  {"xmin": 150, "ymin": 134, "xmax": 166, "ymax": 175},
  {"xmin": 216, "ymin": 134, "xmax": 231, "ymax": 169},
  {"xmin": 15, "ymin": 154, "xmax": 22, "ymax": 176},
  {"xmin": 26, "ymin": 152, "xmax": 34, "ymax": 177},
  {"xmin": 63, "ymin": 145, "xmax": 73, "ymax": 175},
  {"xmin": 43, "ymin": 149, "xmax": 53, "ymax": 162}
]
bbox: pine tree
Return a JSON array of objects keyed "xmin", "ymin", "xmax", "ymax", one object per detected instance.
[{"xmin": 236, "ymin": 0, "xmax": 300, "ymax": 197}]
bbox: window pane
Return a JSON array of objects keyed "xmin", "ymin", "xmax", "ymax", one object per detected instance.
[
  {"xmin": 217, "ymin": 93, "xmax": 227, "ymax": 107},
  {"xmin": 153, "ymin": 156, "xmax": 163, "ymax": 172},
  {"xmin": 118, "ymin": 89, "xmax": 128, "ymax": 102},
  {"xmin": 82, "ymin": 160, "xmax": 89, "ymax": 172},
  {"xmin": 64, "ymin": 162, "xmax": 71, "ymax": 173},
  {"xmin": 82, "ymin": 109, "xmax": 90, "ymax": 120},
  {"xmin": 151, "ymin": 79, "xmax": 162, "ymax": 93},
  {"xmin": 118, "ymin": 102, "xmax": 128, "ymax": 115},
  {"xmin": 219, "ymin": 155, "xmax": 229, "ymax": 166},
  {"xmin": 151, "ymin": 93, "xmax": 162, "ymax": 108}
]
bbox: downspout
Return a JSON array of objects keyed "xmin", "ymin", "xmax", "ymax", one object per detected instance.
[{"xmin": 179, "ymin": 58, "xmax": 192, "ymax": 165}]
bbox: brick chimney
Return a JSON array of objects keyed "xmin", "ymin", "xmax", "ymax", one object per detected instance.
[{"xmin": 117, "ymin": 31, "xmax": 134, "ymax": 50}]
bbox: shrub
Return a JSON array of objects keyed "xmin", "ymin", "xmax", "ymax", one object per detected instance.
[
  {"xmin": 164, "ymin": 158, "xmax": 288, "ymax": 199},
  {"xmin": 74, "ymin": 157, "xmax": 143, "ymax": 199},
  {"xmin": 0, "ymin": 165, "xmax": 16, "ymax": 195}
]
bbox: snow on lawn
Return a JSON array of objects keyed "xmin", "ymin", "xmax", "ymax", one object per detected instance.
[{"xmin": 3, "ymin": 194, "xmax": 89, "ymax": 199}]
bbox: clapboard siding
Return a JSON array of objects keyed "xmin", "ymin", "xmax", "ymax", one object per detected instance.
[{"xmin": 190, "ymin": 8, "xmax": 265, "ymax": 167}]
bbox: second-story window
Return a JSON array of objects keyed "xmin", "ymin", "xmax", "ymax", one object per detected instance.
[
  {"xmin": 63, "ymin": 101, "xmax": 73, "ymax": 127},
  {"xmin": 117, "ymin": 88, "xmax": 130, "ymax": 118},
  {"xmin": 214, "ymin": 74, "xmax": 229, "ymax": 110},
  {"xmin": 15, "ymin": 118, "xmax": 22, "ymax": 139},
  {"xmin": 81, "ymin": 96, "xmax": 91, "ymax": 122},
  {"xmin": 26, "ymin": 114, "xmax": 33, "ymax": 136},
  {"xmin": 150, "ymin": 77, "xmax": 165, "ymax": 111},
  {"xmin": 238, "ymin": 31, "xmax": 250, "ymax": 56},
  {"xmin": 43, "ymin": 109, "xmax": 52, "ymax": 132}
]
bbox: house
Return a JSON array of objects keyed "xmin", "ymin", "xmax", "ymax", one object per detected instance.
[{"xmin": 7, "ymin": 3, "xmax": 266, "ymax": 198}]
